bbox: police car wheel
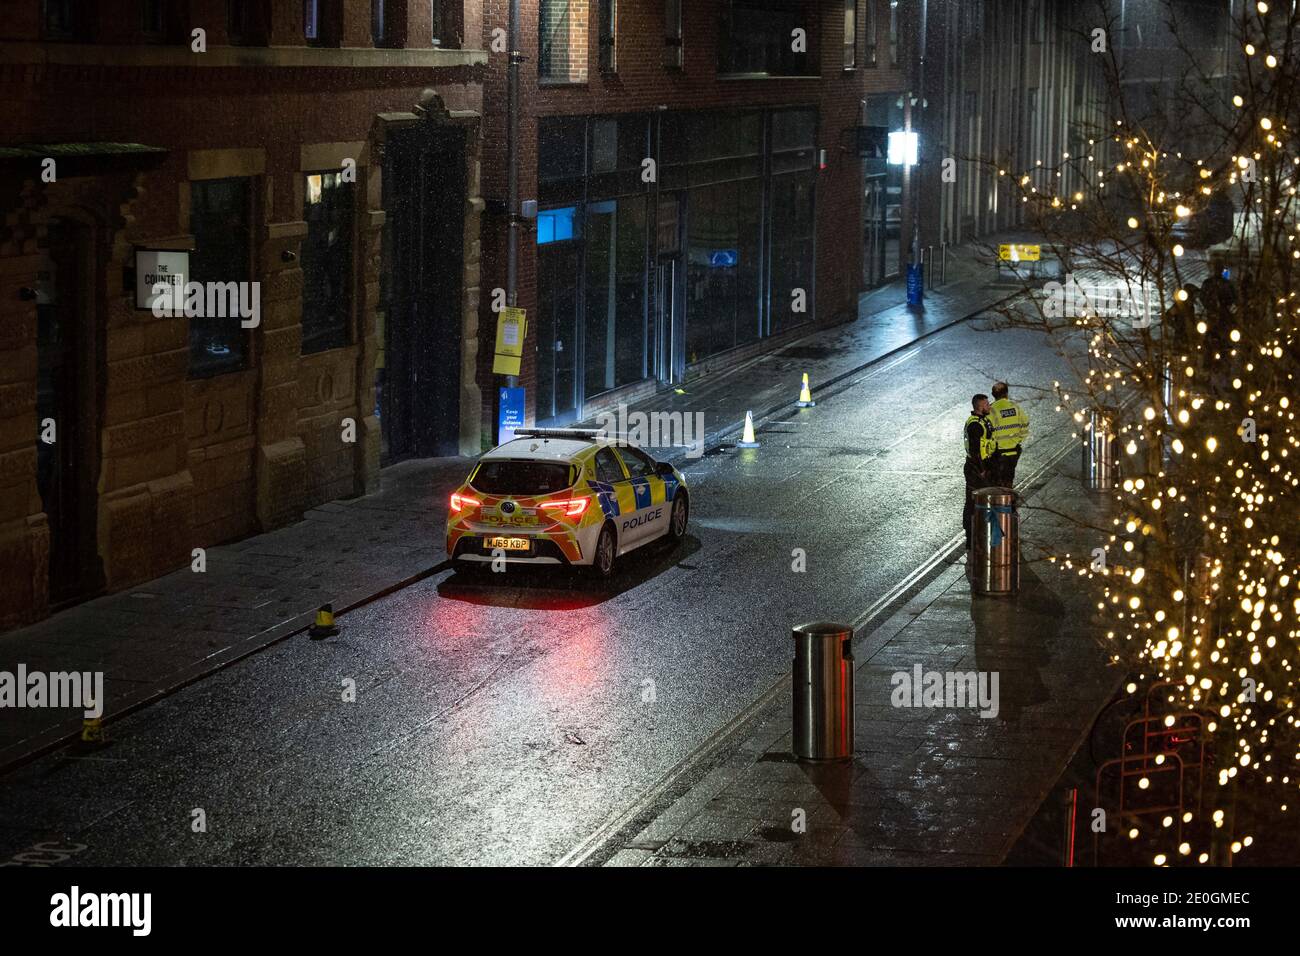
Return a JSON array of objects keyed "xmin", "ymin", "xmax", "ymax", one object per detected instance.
[
  {"xmin": 590, "ymin": 524, "xmax": 617, "ymax": 579},
  {"xmin": 668, "ymin": 493, "xmax": 689, "ymax": 542}
]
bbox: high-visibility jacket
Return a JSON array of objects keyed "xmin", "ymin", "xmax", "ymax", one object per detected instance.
[
  {"xmin": 964, "ymin": 414, "xmax": 995, "ymax": 462},
  {"xmin": 989, "ymin": 397, "xmax": 1029, "ymax": 456}
]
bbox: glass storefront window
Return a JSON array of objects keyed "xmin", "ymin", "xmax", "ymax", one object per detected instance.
[
  {"xmin": 768, "ymin": 171, "xmax": 816, "ymax": 334},
  {"xmin": 535, "ymin": 106, "xmax": 825, "ymax": 416},
  {"xmin": 685, "ymin": 180, "xmax": 761, "ymax": 362},
  {"xmin": 539, "ymin": 117, "xmax": 586, "ymax": 204},
  {"xmin": 537, "ymin": 206, "xmax": 578, "ymax": 244},
  {"xmin": 584, "ymin": 196, "xmax": 648, "ymax": 397}
]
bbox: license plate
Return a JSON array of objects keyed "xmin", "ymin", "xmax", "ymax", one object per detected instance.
[{"xmin": 486, "ymin": 536, "xmax": 531, "ymax": 552}]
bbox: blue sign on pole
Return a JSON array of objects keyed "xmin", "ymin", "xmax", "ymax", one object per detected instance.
[
  {"xmin": 498, "ymin": 387, "xmax": 525, "ymax": 444},
  {"xmin": 906, "ymin": 263, "xmax": 924, "ymax": 306}
]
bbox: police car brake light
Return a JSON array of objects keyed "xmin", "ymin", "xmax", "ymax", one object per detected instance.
[
  {"xmin": 540, "ymin": 497, "xmax": 590, "ymax": 517},
  {"xmin": 450, "ymin": 492, "xmax": 480, "ymax": 511}
]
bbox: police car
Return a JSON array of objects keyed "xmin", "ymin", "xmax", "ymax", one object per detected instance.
[{"xmin": 446, "ymin": 428, "xmax": 689, "ymax": 579}]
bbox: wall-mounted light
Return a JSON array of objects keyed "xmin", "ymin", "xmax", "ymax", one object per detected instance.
[
  {"xmin": 888, "ymin": 130, "xmax": 919, "ymax": 166},
  {"xmin": 281, "ymin": 250, "xmax": 297, "ymax": 262}
]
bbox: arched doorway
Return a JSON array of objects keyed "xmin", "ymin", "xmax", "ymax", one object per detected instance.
[{"xmin": 35, "ymin": 216, "xmax": 103, "ymax": 605}]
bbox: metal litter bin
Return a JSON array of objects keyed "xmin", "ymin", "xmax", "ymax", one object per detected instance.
[
  {"xmin": 972, "ymin": 487, "xmax": 1019, "ymax": 596},
  {"xmin": 1082, "ymin": 407, "xmax": 1118, "ymax": 490},
  {"xmin": 791, "ymin": 621, "xmax": 854, "ymax": 761}
]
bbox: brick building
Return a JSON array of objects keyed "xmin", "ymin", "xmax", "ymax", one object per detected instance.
[
  {"xmin": 0, "ymin": 0, "xmax": 487, "ymax": 627},
  {"xmin": 476, "ymin": 1, "xmax": 911, "ymax": 430}
]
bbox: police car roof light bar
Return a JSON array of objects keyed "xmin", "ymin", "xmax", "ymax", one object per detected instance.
[{"xmin": 513, "ymin": 428, "xmax": 604, "ymax": 441}]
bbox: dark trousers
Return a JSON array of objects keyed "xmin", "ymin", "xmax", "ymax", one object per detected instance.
[
  {"xmin": 963, "ymin": 460, "xmax": 991, "ymax": 547},
  {"xmin": 991, "ymin": 452, "xmax": 1020, "ymax": 489}
]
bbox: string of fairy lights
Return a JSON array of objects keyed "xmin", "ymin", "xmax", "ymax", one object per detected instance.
[{"xmin": 984, "ymin": 1, "xmax": 1298, "ymax": 865}]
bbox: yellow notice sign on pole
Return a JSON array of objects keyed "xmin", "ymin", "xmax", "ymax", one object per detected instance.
[
  {"xmin": 998, "ymin": 243, "xmax": 1041, "ymax": 262},
  {"xmin": 493, "ymin": 307, "xmax": 527, "ymax": 376}
]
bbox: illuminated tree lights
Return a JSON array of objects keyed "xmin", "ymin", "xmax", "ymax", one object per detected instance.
[{"xmin": 982, "ymin": 0, "xmax": 1300, "ymax": 864}]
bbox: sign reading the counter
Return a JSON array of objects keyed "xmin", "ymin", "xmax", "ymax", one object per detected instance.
[{"xmin": 135, "ymin": 250, "xmax": 189, "ymax": 312}]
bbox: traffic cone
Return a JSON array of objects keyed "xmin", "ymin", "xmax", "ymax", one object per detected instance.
[
  {"xmin": 737, "ymin": 410, "xmax": 760, "ymax": 448},
  {"xmin": 309, "ymin": 604, "xmax": 340, "ymax": 640},
  {"xmin": 796, "ymin": 372, "xmax": 816, "ymax": 408},
  {"xmin": 81, "ymin": 716, "xmax": 104, "ymax": 744}
]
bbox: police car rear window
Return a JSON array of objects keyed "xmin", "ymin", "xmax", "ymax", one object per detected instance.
[{"xmin": 470, "ymin": 461, "xmax": 574, "ymax": 495}]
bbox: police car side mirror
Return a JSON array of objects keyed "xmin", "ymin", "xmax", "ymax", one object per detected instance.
[{"xmin": 654, "ymin": 461, "xmax": 674, "ymax": 477}]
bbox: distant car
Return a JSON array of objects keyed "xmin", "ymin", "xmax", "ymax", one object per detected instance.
[{"xmin": 446, "ymin": 428, "xmax": 690, "ymax": 579}]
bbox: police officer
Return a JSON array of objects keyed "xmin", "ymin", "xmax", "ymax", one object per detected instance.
[
  {"xmin": 964, "ymin": 394, "xmax": 996, "ymax": 549},
  {"xmin": 988, "ymin": 381, "xmax": 1029, "ymax": 488}
]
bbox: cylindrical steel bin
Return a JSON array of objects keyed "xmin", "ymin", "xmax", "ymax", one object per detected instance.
[
  {"xmin": 1082, "ymin": 407, "xmax": 1118, "ymax": 490},
  {"xmin": 792, "ymin": 621, "xmax": 855, "ymax": 761},
  {"xmin": 972, "ymin": 486, "xmax": 1019, "ymax": 596}
]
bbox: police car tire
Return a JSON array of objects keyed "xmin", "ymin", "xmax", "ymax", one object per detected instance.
[
  {"xmin": 590, "ymin": 523, "xmax": 617, "ymax": 580},
  {"xmin": 668, "ymin": 493, "xmax": 689, "ymax": 542}
]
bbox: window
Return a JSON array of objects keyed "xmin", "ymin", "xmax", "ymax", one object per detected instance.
[
  {"xmin": 598, "ymin": 0, "xmax": 617, "ymax": 72},
  {"xmin": 686, "ymin": 180, "xmax": 762, "ymax": 361},
  {"xmin": 539, "ymin": 0, "xmax": 588, "ymax": 83},
  {"xmin": 228, "ymin": 0, "xmax": 265, "ymax": 45},
  {"xmin": 843, "ymin": 0, "xmax": 857, "ymax": 69},
  {"xmin": 719, "ymin": 0, "xmax": 816, "ymax": 76},
  {"xmin": 769, "ymin": 110, "xmax": 816, "ymax": 335},
  {"xmin": 584, "ymin": 196, "xmax": 648, "ymax": 398},
  {"xmin": 373, "ymin": 0, "xmax": 407, "ymax": 47},
  {"xmin": 537, "ymin": 207, "xmax": 578, "ymax": 244},
  {"xmin": 43, "ymin": 0, "xmax": 92, "ymax": 39},
  {"xmin": 431, "ymin": 0, "xmax": 444, "ymax": 45},
  {"xmin": 593, "ymin": 448, "xmax": 626, "ymax": 484},
  {"xmin": 305, "ymin": 0, "xmax": 340, "ymax": 46},
  {"xmin": 864, "ymin": 0, "xmax": 876, "ymax": 65},
  {"xmin": 471, "ymin": 460, "xmax": 574, "ymax": 495},
  {"xmin": 142, "ymin": 0, "xmax": 164, "ymax": 36},
  {"xmin": 889, "ymin": 0, "xmax": 899, "ymax": 66},
  {"xmin": 617, "ymin": 445, "xmax": 657, "ymax": 478},
  {"xmin": 304, "ymin": 0, "xmax": 319, "ymax": 42},
  {"xmin": 141, "ymin": 0, "xmax": 184, "ymax": 41},
  {"xmin": 664, "ymin": 0, "xmax": 683, "ymax": 69},
  {"xmin": 538, "ymin": 116, "xmax": 587, "ymax": 203},
  {"xmin": 301, "ymin": 171, "xmax": 354, "ymax": 354},
  {"xmin": 189, "ymin": 178, "xmax": 252, "ymax": 377}
]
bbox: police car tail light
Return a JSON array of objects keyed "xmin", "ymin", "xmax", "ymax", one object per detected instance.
[
  {"xmin": 540, "ymin": 497, "xmax": 590, "ymax": 518},
  {"xmin": 450, "ymin": 492, "xmax": 480, "ymax": 512}
]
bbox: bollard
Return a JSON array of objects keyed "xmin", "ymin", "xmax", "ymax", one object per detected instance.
[
  {"xmin": 1082, "ymin": 407, "xmax": 1118, "ymax": 490},
  {"xmin": 791, "ymin": 621, "xmax": 855, "ymax": 761},
  {"xmin": 971, "ymin": 487, "xmax": 1019, "ymax": 596}
]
